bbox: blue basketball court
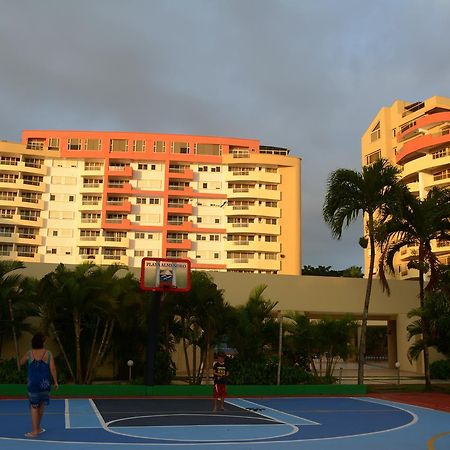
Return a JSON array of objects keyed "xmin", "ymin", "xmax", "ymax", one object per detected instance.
[{"xmin": 0, "ymin": 396, "xmax": 449, "ymax": 449}]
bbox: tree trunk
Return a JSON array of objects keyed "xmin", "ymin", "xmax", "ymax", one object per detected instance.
[
  {"xmin": 74, "ymin": 310, "xmax": 82, "ymax": 384},
  {"xmin": 358, "ymin": 231, "xmax": 375, "ymax": 384},
  {"xmin": 8, "ymin": 298, "xmax": 20, "ymax": 370},
  {"xmin": 182, "ymin": 334, "xmax": 191, "ymax": 382},
  {"xmin": 51, "ymin": 323, "xmax": 75, "ymax": 381},
  {"xmin": 418, "ymin": 260, "xmax": 431, "ymax": 387}
]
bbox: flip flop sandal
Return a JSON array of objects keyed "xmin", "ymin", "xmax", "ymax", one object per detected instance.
[
  {"xmin": 24, "ymin": 432, "xmax": 37, "ymax": 438},
  {"xmin": 38, "ymin": 428, "xmax": 46, "ymax": 434}
]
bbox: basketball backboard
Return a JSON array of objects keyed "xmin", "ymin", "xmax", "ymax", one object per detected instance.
[{"xmin": 140, "ymin": 257, "xmax": 191, "ymax": 292}]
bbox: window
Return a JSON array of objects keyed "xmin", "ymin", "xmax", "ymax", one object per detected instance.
[
  {"xmin": 154, "ymin": 141, "xmax": 165, "ymax": 152},
  {"xmin": 432, "ymin": 147, "xmax": 450, "ymax": 159},
  {"xmin": 211, "ymin": 166, "xmax": 221, "ymax": 172},
  {"xmin": 110, "ymin": 139, "xmax": 128, "ymax": 152},
  {"xmin": 26, "ymin": 138, "xmax": 44, "ymax": 150},
  {"xmin": 85, "ymin": 139, "xmax": 101, "ymax": 151},
  {"xmin": 151, "ymin": 164, "xmax": 156, "ymax": 170},
  {"xmin": 214, "ymin": 253, "xmax": 219, "ymax": 259},
  {"xmin": 50, "ymin": 194, "xmax": 55, "ymax": 201},
  {"xmin": 265, "ymin": 235, "xmax": 277, "ymax": 242},
  {"xmin": 136, "ymin": 197, "xmax": 147, "ymax": 204},
  {"xmin": 202, "ymin": 183, "xmax": 208, "ymax": 189},
  {"xmin": 210, "ymin": 235, "xmax": 220, "ymax": 241},
  {"xmin": 365, "ymin": 150, "xmax": 381, "ymax": 165},
  {"xmin": 197, "ymin": 234, "xmax": 207, "ymax": 240},
  {"xmin": 68, "ymin": 138, "xmax": 81, "ymax": 150},
  {"xmin": 69, "ymin": 195, "xmax": 75, "ymax": 202},
  {"xmin": 135, "ymin": 232, "xmax": 145, "ymax": 239},
  {"xmin": 198, "ymin": 166, "xmax": 208, "ymax": 172},
  {"xmin": 196, "ymin": 143, "xmax": 221, "ymax": 155},
  {"xmin": 172, "ymin": 142, "xmax": 189, "ymax": 154},
  {"xmin": 138, "ymin": 163, "xmax": 148, "ymax": 170},
  {"xmin": 135, "ymin": 250, "xmax": 145, "ymax": 257},
  {"xmin": 147, "ymin": 234, "xmax": 153, "ymax": 239},
  {"xmin": 48, "ymin": 138, "xmax": 59, "ymax": 150},
  {"xmin": 266, "ymin": 201, "xmax": 277, "ymax": 207},
  {"xmin": 148, "ymin": 198, "xmax": 160, "ymax": 204},
  {"xmin": 133, "ymin": 140, "xmax": 146, "ymax": 152},
  {"xmin": 370, "ymin": 123, "xmax": 381, "ymax": 142}
]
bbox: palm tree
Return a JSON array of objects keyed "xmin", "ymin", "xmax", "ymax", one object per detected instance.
[
  {"xmin": 323, "ymin": 158, "xmax": 406, "ymax": 384},
  {"xmin": 378, "ymin": 187, "xmax": 450, "ymax": 386},
  {"xmin": 0, "ymin": 261, "xmax": 36, "ymax": 369},
  {"xmin": 37, "ymin": 263, "xmax": 128, "ymax": 383}
]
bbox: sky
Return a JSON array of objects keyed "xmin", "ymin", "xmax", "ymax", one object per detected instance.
[{"xmin": 1, "ymin": 0, "xmax": 450, "ymax": 270}]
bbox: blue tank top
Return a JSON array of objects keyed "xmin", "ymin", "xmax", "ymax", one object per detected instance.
[{"xmin": 27, "ymin": 351, "xmax": 51, "ymax": 393}]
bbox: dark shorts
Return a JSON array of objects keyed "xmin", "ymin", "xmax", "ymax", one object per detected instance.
[
  {"xmin": 28, "ymin": 390, "xmax": 50, "ymax": 407},
  {"xmin": 213, "ymin": 383, "xmax": 226, "ymax": 399}
]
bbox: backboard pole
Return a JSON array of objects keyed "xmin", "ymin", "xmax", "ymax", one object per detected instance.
[{"xmin": 145, "ymin": 290, "xmax": 166, "ymax": 386}]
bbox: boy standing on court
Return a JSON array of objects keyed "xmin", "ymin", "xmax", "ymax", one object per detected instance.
[{"xmin": 212, "ymin": 352, "xmax": 228, "ymax": 412}]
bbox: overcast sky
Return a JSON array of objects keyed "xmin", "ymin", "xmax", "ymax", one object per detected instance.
[{"xmin": 1, "ymin": 0, "xmax": 450, "ymax": 270}]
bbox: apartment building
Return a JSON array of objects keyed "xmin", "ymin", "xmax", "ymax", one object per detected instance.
[
  {"xmin": 0, "ymin": 131, "xmax": 301, "ymax": 275},
  {"xmin": 361, "ymin": 95, "xmax": 450, "ymax": 279}
]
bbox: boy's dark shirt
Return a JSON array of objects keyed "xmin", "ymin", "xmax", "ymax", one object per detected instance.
[{"xmin": 213, "ymin": 361, "xmax": 227, "ymax": 384}]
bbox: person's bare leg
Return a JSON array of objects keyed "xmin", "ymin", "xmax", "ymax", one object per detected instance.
[
  {"xmin": 37, "ymin": 404, "xmax": 45, "ymax": 432},
  {"xmin": 29, "ymin": 405, "xmax": 40, "ymax": 435},
  {"xmin": 220, "ymin": 397, "xmax": 225, "ymax": 410},
  {"xmin": 212, "ymin": 397, "xmax": 217, "ymax": 412}
]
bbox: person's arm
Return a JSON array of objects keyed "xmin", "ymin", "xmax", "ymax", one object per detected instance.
[
  {"xmin": 19, "ymin": 351, "xmax": 29, "ymax": 367},
  {"xmin": 49, "ymin": 353, "xmax": 59, "ymax": 390}
]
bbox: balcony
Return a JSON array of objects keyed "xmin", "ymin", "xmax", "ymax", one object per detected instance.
[
  {"xmin": 225, "ymin": 171, "xmax": 281, "ymax": 184},
  {"xmin": 105, "ymin": 200, "xmax": 132, "ymax": 213},
  {"xmin": 225, "ymin": 240, "xmax": 280, "ymax": 253},
  {"xmin": 16, "ymin": 215, "xmax": 43, "ymax": 227},
  {"xmin": 167, "ymin": 185, "xmax": 194, "ymax": 196},
  {"xmin": 397, "ymin": 111, "xmax": 450, "ymax": 142},
  {"xmin": 226, "ymin": 258, "xmax": 280, "ymax": 271},
  {"xmin": 16, "ymin": 179, "xmax": 46, "ymax": 193},
  {"xmin": 16, "ymin": 233, "xmax": 43, "ymax": 246},
  {"xmin": 166, "ymin": 220, "xmax": 194, "ymax": 231},
  {"xmin": 103, "ymin": 218, "xmax": 131, "ymax": 229},
  {"xmin": 226, "ymin": 187, "xmax": 280, "ymax": 201},
  {"xmin": 166, "ymin": 238, "xmax": 192, "ymax": 250},
  {"xmin": 81, "ymin": 182, "xmax": 104, "ymax": 193},
  {"xmin": 224, "ymin": 205, "xmax": 281, "ymax": 218},
  {"xmin": 108, "ymin": 165, "xmax": 133, "ymax": 177},
  {"xmin": 167, "ymin": 203, "xmax": 193, "ymax": 215},
  {"xmin": 106, "ymin": 182, "xmax": 133, "ymax": 194},
  {"xmin": 101, "ymin": 236, "xmax": 130, "ymax": 248},
  {"xmin": 18, "ymin": 161, "xmax": 47, "ymax": 176},
  {"xmin": 168, "ymin": 167, "xmax": 194, "ymax": 180},
  {"xmin": 79, "ymin": 217, "xmax": 101, "ymax": 228},
  {"xmin": 226, "ymin": 222, "xmax": 280, "ymax": 235},
  {"xmin": 396, "ymin": 132, "xmax": 450, "ymax": 164}
]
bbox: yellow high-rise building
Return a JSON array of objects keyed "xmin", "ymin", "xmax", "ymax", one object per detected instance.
[
  {"xmin": 362, "ymin": 96, "xmax": 450, "ymax": 279},
  {"xmin": 0, "ymin": 130, "xmax": 301, "ymax": 275}
]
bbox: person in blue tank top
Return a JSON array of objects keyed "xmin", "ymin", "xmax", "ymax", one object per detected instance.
[{"xmin": 20, "ymin": 332, "xmax": 59, "ymax": 438}]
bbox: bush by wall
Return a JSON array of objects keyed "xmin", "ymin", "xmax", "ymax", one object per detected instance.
[
  {"xmin": 430, "ymin": 359, "xmax": 450, "ymax": 380},
  {"xmin": 0, "ymin": 359, "xmax": 27, "ymax": 384}
]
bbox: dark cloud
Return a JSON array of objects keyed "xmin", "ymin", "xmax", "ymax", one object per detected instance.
[{"xmin": 1, "ymin": 0, "xmax": 450, "ymax": 269}]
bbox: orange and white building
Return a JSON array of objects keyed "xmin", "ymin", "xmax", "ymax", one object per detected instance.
[
  {"xmin": 362, "ymin": 95, "xmax": 450, "ymax": 279},
  {"xmin": 0, "ymin": 130, "xmax": 301, "ymax": 275}
]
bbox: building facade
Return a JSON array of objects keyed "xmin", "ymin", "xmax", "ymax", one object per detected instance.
[
  {"xmin": 0, "ymin": 130, "xmax": 301, "ymax": 274},
  {"xmin": 361, "ymin": 95, "xmax": 450, "ymax": 278}
]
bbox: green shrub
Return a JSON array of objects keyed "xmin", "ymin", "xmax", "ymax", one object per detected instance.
[
  {"xmin": 227, "ymin": 356, "xmax": 314, "ymax": 385},
  {"xmin": 430, "ymin": 359, "xmax": 450, "ymax": 380},
  {"xmin": 0, "ymin": 358, "xmax": 27, "ymax": 384}
]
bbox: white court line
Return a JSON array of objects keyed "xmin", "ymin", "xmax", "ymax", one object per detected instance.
[
  {"xmin": 226, "ymin": 398, "xmax": 320, "ymax": 425},
  {"xmin": 64, "ymin": 399, "xmax": 70, "ymax": 429}
]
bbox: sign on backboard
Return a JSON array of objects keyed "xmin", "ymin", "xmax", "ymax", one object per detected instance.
[{"xmin": 140, "ymin": 257, "xmax": 191, "ymax": 292}]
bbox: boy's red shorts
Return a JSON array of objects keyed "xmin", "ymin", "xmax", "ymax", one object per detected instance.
[{"xmin": 213, "ymin": 383, "xmax": 226, "ymax": 399}]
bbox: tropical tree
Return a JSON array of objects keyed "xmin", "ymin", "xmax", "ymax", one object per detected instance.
[
  {"xmin": 378, "ymin": 187, "xmax": 450, "ymax": 386},
  {"xmin": 227, "ymin": 284, "xmax": 278, "ymax": 361},
  {"xmin": 323, "ymin": 158, "xmax": 407, "ymax": 384},
  {"xmin": 0, "ymin": 261, "xmax": 36, "ymax": 368},
  {"xmin": 169, "ymin": 271, "xmax": 229, "ymax": 384},
  {"xmin": 37, "ymin": 263, "xmax": 131, "ymax": 383}
]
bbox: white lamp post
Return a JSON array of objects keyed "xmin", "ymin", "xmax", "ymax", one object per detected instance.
[
  {"xmin": 127, "ymin": 360, "xmax": 134, "ymax": 382},
  {"xmin": 395, "ymin": 361, "xmax": 400, "ymax": 385}
]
